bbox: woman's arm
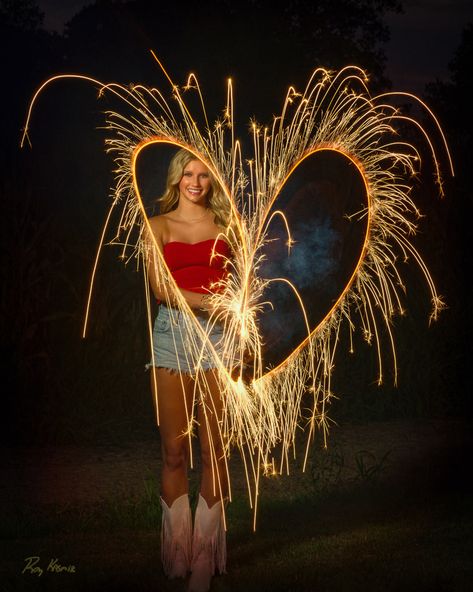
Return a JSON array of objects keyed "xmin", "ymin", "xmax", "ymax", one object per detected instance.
[{"xmin": 145, "ymin": 217, "xmax": 167, "ymax": 301}]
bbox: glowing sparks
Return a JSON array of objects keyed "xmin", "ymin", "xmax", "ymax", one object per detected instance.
[{"xmin": 22, "ymin": 59, "xmax": 451, "ymax": 526}]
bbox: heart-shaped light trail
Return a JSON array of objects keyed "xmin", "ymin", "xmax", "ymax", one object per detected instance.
[{"xmin": 22, "ymin": 60, "xmax": 453, "ymax": 525}]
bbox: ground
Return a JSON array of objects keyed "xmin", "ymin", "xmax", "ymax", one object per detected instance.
[{"xmin": 1, "ymin": 417, "xmax": 472, "ymax": 591}]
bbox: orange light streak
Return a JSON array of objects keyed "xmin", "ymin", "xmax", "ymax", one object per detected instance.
[{"xmin": 21, "ymin": 61, "xmax": 451, "ymax": 528}]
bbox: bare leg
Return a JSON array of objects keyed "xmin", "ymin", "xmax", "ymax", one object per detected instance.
[
  {"xmin": 197, "ymin": 369, "xmax": 229, "ymax": 507},
  {"xmin": 151, "ymin": 367, "xmax": 193, "ymax": 505},
  {"xmin": 189, "ymin": 370, "xmax": 228, "ymax": 590}
]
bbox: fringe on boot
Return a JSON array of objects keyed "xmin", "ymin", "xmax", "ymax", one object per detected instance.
[
  {"xmin": 188, "ymin": 494, "xmax": 226, "ymax": 592},
  {"xmin": 160, "ymin": 493, "xmax": 192, "ymax": 579}
]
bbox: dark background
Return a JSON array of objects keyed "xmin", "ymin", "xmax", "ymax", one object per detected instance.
[
  {"xmin": 1, "ymin": 0, "xmax": 472, "ymax": 446},
  {"xmin": 1, "ymin": 3, "xmax": 473, "ymax": 591}
]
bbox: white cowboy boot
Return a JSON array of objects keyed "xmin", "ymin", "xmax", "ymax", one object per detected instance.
[
  {"xmin": 188, "ymin": 494, "xmax": 226, "ymax": 592},
  {"xmin": 160, "ymin": 493, "xmax": 192, "ymax": 579}
]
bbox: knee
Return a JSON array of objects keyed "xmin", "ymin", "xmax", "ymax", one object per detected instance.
[{"xmin": 162, "ymin": 441, "xmax": 188, "ymax": 472}]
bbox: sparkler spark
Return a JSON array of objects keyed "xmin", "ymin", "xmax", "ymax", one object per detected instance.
[{"xmin": 21, "ymin": 59, "xmax": 451, "ymax": 527}]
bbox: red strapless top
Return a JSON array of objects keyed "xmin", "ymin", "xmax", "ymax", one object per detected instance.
[{"xmin": 163, "ymin": 238, "xmax": 231, "ymax": 294}]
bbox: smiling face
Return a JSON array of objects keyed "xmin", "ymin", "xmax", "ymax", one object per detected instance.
[{"xmin": 178, "ymin": 159, "xmax": 212, "ymax": 206}]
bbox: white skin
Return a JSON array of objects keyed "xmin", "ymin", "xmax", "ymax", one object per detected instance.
[{"xmin": 147, "ymin": 159, "xmax": 228, "ymax": 508}]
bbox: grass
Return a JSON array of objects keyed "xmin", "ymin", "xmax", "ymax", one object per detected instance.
[
  {"xmin": 233, "ymin": 491, "xmax": 473, "ymax": 591},
  {"xmin": 3, "ymin": 487, "xmax": 472, "ymax": 592},
  {"xmin": 2, "ymin": 441, "xmax": 472, "ymax": 592}
]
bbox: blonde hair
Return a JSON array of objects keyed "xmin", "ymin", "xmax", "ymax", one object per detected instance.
[{"xmin": 158, "ymin": 148, "xmax": 231, "ymax": 228}]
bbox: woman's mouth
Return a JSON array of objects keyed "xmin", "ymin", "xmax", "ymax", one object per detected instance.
[{"xmin": 187, "ymin": 187, "xmax": 202, "ymax": 195}]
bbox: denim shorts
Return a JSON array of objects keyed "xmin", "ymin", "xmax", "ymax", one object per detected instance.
[{"xmin": 146, "ymin": 305, "xmax": 225, "ymax": 373}]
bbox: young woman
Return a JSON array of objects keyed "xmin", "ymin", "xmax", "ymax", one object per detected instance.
[{"xmin": 146, "ymin": 148, "xmax": 232, "ymax": 592}]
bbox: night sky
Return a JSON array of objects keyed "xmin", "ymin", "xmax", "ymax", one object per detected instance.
[
  {"xmin": 385, "ymin": 0, "xmax": 473, "ymax": 93},
  {"xmin": 36, "ymin": 0, "xmax": 473, "ymax": 95}
]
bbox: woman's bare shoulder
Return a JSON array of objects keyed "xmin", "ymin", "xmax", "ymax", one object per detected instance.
[
  {"xmin": 147, "ymin": 214, "xmax": 172, "ymax": 246},
  {"xmin": 148, "ymin": 214, "xmax": 169, "ymax": 231},
  {"xmin": 148, "ymin": 213, "xmax": 165, "ymax": 224}
]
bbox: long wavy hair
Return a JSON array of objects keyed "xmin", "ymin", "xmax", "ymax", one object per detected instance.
[{"xmin": 158, "ymin": 148, "xmax": 232, "ymax": 229}]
